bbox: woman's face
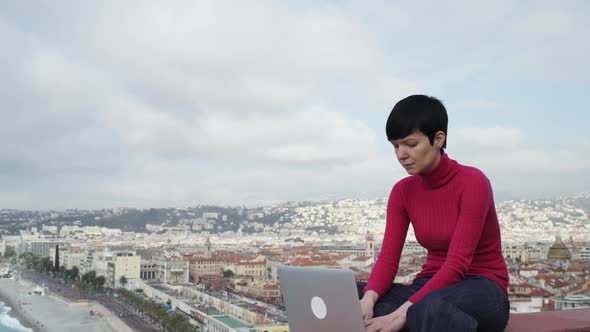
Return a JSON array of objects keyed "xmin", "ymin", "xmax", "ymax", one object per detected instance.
[{"xmin": 390, "ymin": 131, "xmax": 444, "ymax": 175}]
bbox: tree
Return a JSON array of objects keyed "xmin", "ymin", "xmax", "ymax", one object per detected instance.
[
  {"xmin": 37, "ymin": 257, "xmax": 53, "ymax": 275},
  {"xmin": 222, "ymin": 269, "xmax": 234, "ymax": 278},
  {"xmin": 66, "ymin": 266, "xmax": 79, "ymax": 281},
  {"xmin": 19, "ymin": 252, "xmax": 35, "ymax": 269},
  {"xmin": 3, "ymin": 246, "xmax": 16, "ymax": 258},
  {"xmin": 82, "ymin": 270, "xmax": 97, "ymax": 286},
  {"xmin": 75, "ymin": 280, "xmax": 91, "ymax": 294},
  {"xmin": 53, "ymin": 245, "xmax": 60, "ymax": 274},
  {"xmin": 120, "ymin": 275, "xmax": 128, "ymax": 289},
  {"xmin": 96, "ymin": 276, "xmax": 106, "ymax": 291}
]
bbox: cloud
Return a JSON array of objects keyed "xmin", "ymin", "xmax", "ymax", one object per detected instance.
[
  {"xmin": 0, "ymin": 1, "xmax": 588, "ymax": 208},
  {"xmin": 102, "ymin": 95, "xmax": 377, "ymax": 164},
  {"xmin": 373, "ymin": 76, "xmax": 420, "ymax": 108},
  {"xmin": 455, "ymin": 126, "xmax": 590, "ymax": 173},
  {"xmin": 457, "ymin": 127, "xmax": 526, "ymax": 148},
  {"xmin": 453, "ymin": 125, "xmax": 590, "ymax": 199}
]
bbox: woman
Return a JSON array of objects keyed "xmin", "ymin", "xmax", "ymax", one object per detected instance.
[{"xmin": 358, "ymin": 95, "xmax": 510, "ymax": 332}]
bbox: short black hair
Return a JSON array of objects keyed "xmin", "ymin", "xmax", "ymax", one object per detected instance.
[{"xmin": 385, "ymin": 94, "xmax": 448, "ymax": 149}]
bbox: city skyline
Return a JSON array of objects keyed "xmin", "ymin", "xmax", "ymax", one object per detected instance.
[{"xmin": 2, "ymin": 1, "xmax": 589, "ymax": 209}]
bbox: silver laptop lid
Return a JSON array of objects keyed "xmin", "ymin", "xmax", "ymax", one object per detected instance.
[{"xmin": 278, "ymin": 265, "xmax": 365, "ymax": 332}]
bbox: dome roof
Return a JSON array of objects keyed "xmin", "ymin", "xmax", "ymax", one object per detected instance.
[{"xmin": 547, "ymin": 235, "xmax": 572, "ymax": 260}]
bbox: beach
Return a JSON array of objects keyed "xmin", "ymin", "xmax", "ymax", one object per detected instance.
[{"xmin": 0, "ymin": 278, "xmax": 133, "ymax": 332}]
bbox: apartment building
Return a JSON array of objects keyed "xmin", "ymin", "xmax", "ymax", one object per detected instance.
[
  {"xmin": 187, "ymin": 257, "xmax": 224, "ymax": 280},
  {"xmin": 106, "ymin": 251, "xmax": 141, "ymax": 287},
  {"xmin": 18, "ymin": 240, "xmax": 70, "ymax": 258}
]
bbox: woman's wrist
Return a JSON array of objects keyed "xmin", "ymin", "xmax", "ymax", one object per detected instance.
[
  {"xmin": 396, "ymin": 301, "xmax": 412, "ymax": 317},
  {"xmin": 363, "ymin": 290, "xmax": 379, "ymax": 304}
]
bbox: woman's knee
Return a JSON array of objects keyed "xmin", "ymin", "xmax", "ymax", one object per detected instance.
[
  {"xmin": 407, "ymin": 296, "xmax": 446, "ymax": 321},
  {"xmin": 407, "ymin": 297, "xmax": 478, "ymax": 332}
]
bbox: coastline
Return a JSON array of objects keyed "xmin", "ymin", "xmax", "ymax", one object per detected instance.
[
  {"xmin": 0, "ymin": 278, "xmax": 131, "ymax": 332},
  {"xmin": 0, "ymin": 300, "xmax": 35, "ymax": 332},
  {"xmin": 0, "ymin": 279, "xmax": 43, "ymax": 332}
]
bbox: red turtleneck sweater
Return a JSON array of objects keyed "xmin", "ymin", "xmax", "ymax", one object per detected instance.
[{"xmin": 364, "ymin": 153, "xmax": 509, "ymax": 304}]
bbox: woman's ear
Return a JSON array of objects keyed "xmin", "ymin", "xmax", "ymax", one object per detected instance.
[{"xmin": 434, "ymin": 131, "xmax": 446, "ymax": 148}]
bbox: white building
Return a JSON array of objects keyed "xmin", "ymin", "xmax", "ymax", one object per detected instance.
[
  {"xmin": 107, "ymin": 251, "xmax": 141, "ymax": 288},
  {"xmin": 49, "ymin": 247, "xmax": 86, "ymax": 270},
  {"xmin": 64, "ymin": 251, "xmax": 86, "ymax": 270},
  {"xmin": 158, "ymin": 257, "xmax": 190, "ymax": 284}
]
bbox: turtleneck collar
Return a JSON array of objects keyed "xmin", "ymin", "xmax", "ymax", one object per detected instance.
[{"xmin": 419, "ymin": 152, "xmax": 459, "ymax": 189}]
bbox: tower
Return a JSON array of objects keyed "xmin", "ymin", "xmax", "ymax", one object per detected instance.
[
  {"xmin": 547, "ymin": 235, "xmax": 572, "ymax": 269},
  {"xmin": 205, "ymin": 237, "xmax": 213, "ymax": 258},
  {"xmin": 365, "ymin": 232, "xmax": 376, "ymax": 258}
]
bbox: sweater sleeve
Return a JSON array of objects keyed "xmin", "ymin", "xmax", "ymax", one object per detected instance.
[
  {"xmin": 408, "ymin": 174, "xmax": 491, "ymax": 303},
  {"xmin": 363, "ymin": 182, "xmax": 410, "ymax": 297}
]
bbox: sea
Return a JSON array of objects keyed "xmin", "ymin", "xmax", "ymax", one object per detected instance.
[{"xmin": 0, "ymin": 302, "xmax": 32, "ymax": 332}]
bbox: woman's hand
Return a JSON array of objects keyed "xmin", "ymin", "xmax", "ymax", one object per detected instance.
[
  {"xmin": 365, "ymin": 314, "xmax": 405, "ymax": 332},
  {"xmin": 365, "ymin": 301, "xmax": 412, "ymax": 332},
  {"xmin": 360, "ymin": 290, "xmax": 379, "ymax": 322}
]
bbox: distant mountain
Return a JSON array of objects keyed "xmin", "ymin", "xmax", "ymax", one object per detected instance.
[{"xmin": 1, "ymin": 195, "xmax": 588, "ymax": 238}]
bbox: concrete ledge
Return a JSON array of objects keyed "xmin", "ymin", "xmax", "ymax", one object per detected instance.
[{"xmin": 506, "ymin": 309, "xmax": 590, "ymax": 332}]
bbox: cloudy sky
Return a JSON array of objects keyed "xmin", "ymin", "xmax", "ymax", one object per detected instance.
[{"xmin": 2, "ymin": 1, "xmax": 589, "ymax": 210}]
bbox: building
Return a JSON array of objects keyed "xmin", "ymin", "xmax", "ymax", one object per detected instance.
[
  {"xmin": 365, "ymin": 232, "xmax": 376, "ymax": 257},
  {"xmin": 81, "ymin": 250, "xmax": 99, "ymax": 275},
  {"xmin": 320, "ymin": 235, "xmax": 380, "ymax": 258},
  {"xmin": 266, "ymin": 260, "xmax": 281, "ymax": 283},
  {"xmin": 581, "ymin": 246, "xmax": 590, "ymax": 262},
  {"xmin": 244, "ymin": 282, "xmax": 281, "ymax": 302},
  {"xmin": 504, "ymin": 245, "xmax": 529, "ymax": 262},
  {"xmin": 402, "ymin": 241, "xmax": 427, "ymax": 255},
  {"xmin": 49, "ymin": 247, "xmax": 86, "ymax": 270},
  {"xmin": 140, "ymin": 260, "xmax": 159, "ymax": 281},
  {"xmin": 106, "ymin": 251, "xmax": 141, "ymax": 287},
  {"xmin": 159, "ymin": 256, "xmax": 190, "ymax": 284},
  {"xmin": 17, "ymin": 241, "xmax": 69, "ymax": 258},
  {"xmin": 554, "ymin": 295, "xmax": 590, "ymax": 310},
  {"xmin": 236, "ymin": 260, "xmax": 267, "ymax": 280},
  {"xmin": 187, "ymin": 257, "xmax": 224, "ymax": 281},
  {"xmin": 547, "ymin": 235, "xmax": 572, "ymax": 269},
  {"xmin": 0, "ymin": 237, "xmax": 5, "ymax": 257},
  {"xmin": 547, "ymin": 236, "xmax": 572, "ymax": 260},
  {"xmin": 503, "ymin": 243, "xmax": 546, "ymax": 262}
]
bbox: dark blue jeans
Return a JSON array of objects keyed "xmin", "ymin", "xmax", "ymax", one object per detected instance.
[{"xmin": 357, "ymin": 276, "xmax": 510, "ymax": 332}]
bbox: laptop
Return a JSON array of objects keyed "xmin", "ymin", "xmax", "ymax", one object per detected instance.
[{"xmin": 278, "ymin": 265, "xmax": 365, "ymax": 332}]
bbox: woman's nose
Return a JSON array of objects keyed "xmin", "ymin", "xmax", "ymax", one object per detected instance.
[{"xmin": 396, "ymin": 147, "xmax": 407, "ymax": 160}]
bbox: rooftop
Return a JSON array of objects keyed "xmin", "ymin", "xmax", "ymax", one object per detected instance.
[
  {"xmin": 212, "ymin": 315, "xmax": 251, "ymax": 328},
  {"xmin": 506, "ymin": 308, "xmax": 590, "ymax": 332}
]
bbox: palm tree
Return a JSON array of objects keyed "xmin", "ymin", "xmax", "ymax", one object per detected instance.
[{"xmin": 119, "ymin": 275, "xmax": 128, "ymax": 289}]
